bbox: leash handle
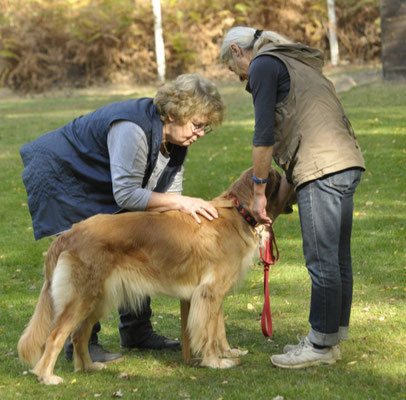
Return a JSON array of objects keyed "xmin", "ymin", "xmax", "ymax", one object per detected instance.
[{"xmin": 259, "ymin": 227, "xmax": 279, "ymax": 337}]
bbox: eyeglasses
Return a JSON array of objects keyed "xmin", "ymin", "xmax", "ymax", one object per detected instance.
[{"xmin": 191, "ymin": 121, "xmax": 213, "ymax": 135}]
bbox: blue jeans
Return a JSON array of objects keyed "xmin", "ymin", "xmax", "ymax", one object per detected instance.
[{"xmin": 296, "ymin": 168, "xmax": 362, "ymax": 347}]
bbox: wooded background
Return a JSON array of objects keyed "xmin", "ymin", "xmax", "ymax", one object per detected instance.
[
  {"xmin": 380, "ymin": 0, "xmax": 406, "ymax": 80},
  {"xmin": 0, "ymin": 0, "xmax": 381, "ymax": 93}
]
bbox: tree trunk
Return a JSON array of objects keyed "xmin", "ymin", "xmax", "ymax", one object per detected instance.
[
  {"xmin": 327, "ymin": 0, "xmax": 339, "ymax": 66},
  {"xmin": 381, "ymin": 0, "xmax": 406, "ymax": 80},
  {"xmin": 152, "ymin": 0, "xmax": 166, "ymax": 82}
]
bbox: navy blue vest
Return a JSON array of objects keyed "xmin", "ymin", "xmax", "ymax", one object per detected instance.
[{"xmin": 20, "ymin": 98, "xmax": 187, "ymax": 239}]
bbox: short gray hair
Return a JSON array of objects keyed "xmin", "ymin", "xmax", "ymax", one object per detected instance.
[{"xmin": 220, "ymin": 27, "xmax": 293, "ymax": 63}]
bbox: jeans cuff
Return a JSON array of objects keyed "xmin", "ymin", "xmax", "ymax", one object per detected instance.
[
  {"xmin": 338, "ymin": 326, "xmax": 349, "ymax": 341},
  {"xmin": 308, "ymin": 327, "xmax": 340, "ymax": 347}
]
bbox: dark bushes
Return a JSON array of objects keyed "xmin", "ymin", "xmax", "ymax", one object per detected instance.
[{"xmin": 0, "ymin": 0, "xmax": 380, "ymax": 93}]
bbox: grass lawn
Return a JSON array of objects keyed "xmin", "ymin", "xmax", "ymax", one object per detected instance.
[{"xmin": 0, "ymin": 78, "xmax": 405, "ymax": 399}]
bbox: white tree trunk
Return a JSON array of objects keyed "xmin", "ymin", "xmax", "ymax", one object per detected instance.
[
  {"xmin": 152, "ymin": 0, "xmax": 166, "ymax": 82},
  {"xmin": 327, "ymin": 0, "xmax": 339, "ymax": 66}
]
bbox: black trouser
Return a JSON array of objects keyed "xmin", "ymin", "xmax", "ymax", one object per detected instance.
[{"xmin": 65, "ymin": 296, "xmax": 153, "ymax": 353}]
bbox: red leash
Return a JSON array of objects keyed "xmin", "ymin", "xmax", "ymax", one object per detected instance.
[{"xmin": 259, "ymin": 227, "xmax": 279, "ymax": 337}]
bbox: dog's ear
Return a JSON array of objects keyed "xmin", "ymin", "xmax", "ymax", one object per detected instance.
[
  {"xmin": 265, "ymin": 169, "xmax": 281, "ymax": 200},
  {"xmin": 282, "ymin": 190, "xmax": 297, "ymax": 214}
]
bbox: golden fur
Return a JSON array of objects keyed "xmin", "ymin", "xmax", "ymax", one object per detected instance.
[{"xmin": 18, "ymin": 167, "xmax": 295, "ymax": 385}]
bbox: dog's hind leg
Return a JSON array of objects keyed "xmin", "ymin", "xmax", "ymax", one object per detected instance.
[
  {"xmin": 71, "ymin": 302, "xmax": 108, "ymax": 373},
  {"xmin": 30, "ymin": 302, "xmax": 86, "ymax": 385}
]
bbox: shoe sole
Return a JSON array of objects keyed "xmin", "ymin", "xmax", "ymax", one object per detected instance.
[
  {"xmin": 102, "ymin": 356, "xmax": 125, "ymax": 364},
  {"xmin": 65, "ymin": 354, "xmax": 124, "ymax": 363},
  {"xmin": 270, "ymin": 356, "xmax": 336, "ymax": 369},
  {"xmin": 120, "ymin": 345, "xmax": 181, "ymax": 351}
]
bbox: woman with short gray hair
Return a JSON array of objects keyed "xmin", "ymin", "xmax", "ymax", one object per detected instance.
[{"xmin": 220, "ymin": 26, "xmax": 365, "ymax": 369}]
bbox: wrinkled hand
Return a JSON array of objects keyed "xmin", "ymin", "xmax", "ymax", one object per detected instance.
[
  {"xmin": 178, "ymin": 196, "xmax": 218, "ymax": 224},
  {"xmin": 252, "ymin": 193, "xmax": 272, "ymax": 227}
]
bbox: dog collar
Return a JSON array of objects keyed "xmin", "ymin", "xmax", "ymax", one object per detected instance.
[{"xmin": 227, "ymin": 195, "xmax": 257, "ymax": 227}]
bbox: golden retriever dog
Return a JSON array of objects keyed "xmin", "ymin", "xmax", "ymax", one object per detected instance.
[{"xmin": 18, "ymin": 167, "xmax": 295, "ymax": 385}]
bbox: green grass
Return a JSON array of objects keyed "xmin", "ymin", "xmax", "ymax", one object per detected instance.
[{"xmin": 0, "ymin": 79, "xmax": 405, "ymax": 399}]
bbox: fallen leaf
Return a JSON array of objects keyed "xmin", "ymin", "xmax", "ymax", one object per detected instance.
[
  {"xmin": 190, "ymin": 376, "xmax": 197, "ymax": 380},
  {"xmin": 112, "ymin": 390, "xmax": 123, "ymax": 398},
  {"xmin": 222, "ymin": 380, "xmax": 228, "ymax": 384},
  {"xmin": 247, "ymin": 303, "xmax": 254, "ymax": 311},
  {"xmin": 131, "ymin": 388, "xmax": 138, "ymax": 393},
  {"xmin": 347, "ymin": 361, "xmax": 357, "ymax": 365},
  {"xmin": 71, "ymin": 378, "xmax": 77, "ymax": 384},
  {"xmin": 81, "ymin": 393, "xmax": 88, "ymax": 398},
  {"xmin": 117, "ymin": 372, "xmax": 130, "ymax": 380}
]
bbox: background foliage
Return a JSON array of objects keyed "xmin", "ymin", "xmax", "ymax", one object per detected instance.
[{"xmin": 0, "ymin": 0, "xmax": 380, "ymax": 92}]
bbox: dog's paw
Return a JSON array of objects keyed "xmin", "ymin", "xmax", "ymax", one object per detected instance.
[
  {"xmin": 218, "ymin": 358, "xmax": 238, "ymax": 369},
  {"xmin": 223, "ymin": 348, "xmax": 248, "ymax": 358},
  {"xmin": 200, "ymin": 358, "xmax": 238, "ymax": 369},
  {"xmin": 86, "ymin": 362, "xmax": 107, "ymax": 372},
  {"xmin": 39, "ymin": 374, "xmax": 64, "ymax": 385}
]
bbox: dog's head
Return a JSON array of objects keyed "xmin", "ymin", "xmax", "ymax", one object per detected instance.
[{"xmin": 224, "ymin": 167, "xmax": 296, "ymax": 221}]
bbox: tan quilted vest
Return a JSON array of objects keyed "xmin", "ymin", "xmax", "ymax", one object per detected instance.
[{"xmin": 254, "ymin": 43, "xmax": 365, "ymax": 187}]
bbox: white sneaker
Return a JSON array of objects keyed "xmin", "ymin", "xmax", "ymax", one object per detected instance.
[
  {"xmin": 283, "ymin": 335, "xmax": 342, "ymax": 360},
  {"xmin": 271, "ymin": 337, "xmax": 336, "ymax": 369}
]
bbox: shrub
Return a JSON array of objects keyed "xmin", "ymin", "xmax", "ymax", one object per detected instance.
[{"xmin": 0, "ymin": 0, "xmax": 381, "ymax": 93}]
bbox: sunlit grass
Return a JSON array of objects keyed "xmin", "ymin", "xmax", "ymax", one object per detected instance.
[{"xmin": 0, "ymin": 79, "xmax": 405, "ymax": 399}]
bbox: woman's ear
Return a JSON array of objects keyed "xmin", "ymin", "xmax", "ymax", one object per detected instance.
[
  {"xmin": 168, "ymin": 115, "xmax": 175, "ymax": 122},
  {"xmin": 230, "ymin": 44, "xmax": 241, "ymax": 56}
]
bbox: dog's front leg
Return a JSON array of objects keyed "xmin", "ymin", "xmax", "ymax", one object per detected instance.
[
  {"xmin": 188, "ymin": 284, "xmax": 238, "ymax": 369},
  {"xmin": 217, "ymin": 306, "xmax": 248, "ymax": 359}
]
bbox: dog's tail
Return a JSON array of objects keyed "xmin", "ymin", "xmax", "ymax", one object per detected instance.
[
  {"xmin": 17, "ymin": 279, "xmax": 54, "ymax": 367},
  {"xmin": 18, "ymin": 238, "xmax": 63, "ymax": 367}
]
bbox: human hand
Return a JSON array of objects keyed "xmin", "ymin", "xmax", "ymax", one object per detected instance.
[
  {"xmin": 252, "ymin": 193, "xmax": 272, "ymax": 227},
  {"xmin": 178, "ymin": 196, "xmax": 219, "ymax": 224}
]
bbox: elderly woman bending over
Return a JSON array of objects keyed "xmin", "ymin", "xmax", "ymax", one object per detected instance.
[{"xmin": 20, "ymin": 73, "xmax": 225, "ymax": 362}]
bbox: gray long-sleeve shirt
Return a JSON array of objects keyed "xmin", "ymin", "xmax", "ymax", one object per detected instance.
[{"xmin": 107, "ymin": 120, "xmax": 184, "ymax": 211}]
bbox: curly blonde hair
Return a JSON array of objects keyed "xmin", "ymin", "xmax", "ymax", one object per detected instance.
[{"xmin": 154, "ymin": 74, "xmax": 225, "ymax": 126}]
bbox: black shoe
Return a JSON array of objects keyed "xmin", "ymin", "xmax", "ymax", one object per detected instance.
[
  {"xmin": 65, "ymin": 342, "xmax": 123, "ymax": 363},
  {"xmin": 121, "ymin": 332, "xmax": 181, "ymax": 351}
]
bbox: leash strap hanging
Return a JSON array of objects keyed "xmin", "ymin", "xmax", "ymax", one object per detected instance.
[{"xmin": 259, "ymin": 228, "xmax": 279, "ymax": 337}]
